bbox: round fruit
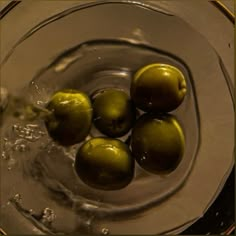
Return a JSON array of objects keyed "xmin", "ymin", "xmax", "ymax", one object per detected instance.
[
  {"xmin": 130, "ymin": 63, "xmax": 187, "ymax": 112},
  {"xmin": 75, "ymin": 137, "xmax": 134, "ymax": 190},
  {"xmin": 45, "ymin": 89, "xmax": 92, "ymax": 146},
  {"xmin": 131, "ymin": 114, "xmax": 185, "ymax": 174},
  {"xmin": 92, "ymin": 89, "xmax": 136, "ymax": 137}
]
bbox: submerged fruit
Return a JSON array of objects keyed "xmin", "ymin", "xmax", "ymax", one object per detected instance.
[
  {"xmin": 45, "ymin": 89, "xmax": 92, "ymax": 146},
  {"xmin": 131, "ymin": 63, "xmax": 187, "ymax": 112},
  {"xmin": 92, "ymin": 89, "xmax": 136, "ymax": 137},
  {"xmin": 131, "ymin": 114, "xmax": 185, "ymax": 174},
  {"xmin": 75, "ymin": 137, "xmax": 134, "ymax": 190}
]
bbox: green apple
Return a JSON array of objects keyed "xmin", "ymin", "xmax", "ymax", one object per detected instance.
[
  {"xmin": 75, "ymin": 137, "xmax": 134, "ymax": 190},
  {"xmin": 45, "ymin": 89, "xmax": 92, "ymax": 146},
  {"xmin": 131, "ymin": 113, "xmax": 185, "ymax": 174},
  {"xmin": 93, "ymin": 89, "xmax": 136, "ymax": 137},
  {"xmin": 131, "ymin": 63, "xmax": 187, "ymax": 112}
]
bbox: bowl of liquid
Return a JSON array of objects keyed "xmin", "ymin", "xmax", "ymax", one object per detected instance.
[{"xmin": 0, "ymin": 1, "xmax": 234, "ymax": 234}]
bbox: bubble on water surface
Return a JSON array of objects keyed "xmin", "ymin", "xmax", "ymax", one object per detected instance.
[
  {"xmin": 1, "ymin": 151, "xmax": 8, "ymax": 160},
  {"xmin": 12, "ymin": 193, "xmax": 22, "ymax": 203},
  {"xmin": 40, "ymin": 208, "xmax": 56, "ymax": 225},
  {"xmin": 101, "ymin": 228, "xmax": 110, "ymax": 235},
  {"xmin": 12, "ymin": 124, "xmax": 45, "ymax": 142}
]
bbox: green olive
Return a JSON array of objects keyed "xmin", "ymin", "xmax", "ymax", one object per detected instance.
[
  {"xmin": 75, "ymin": 137, "xmax": 134, "ymax": 190},
  {"xmin": 130, "ymin": 63, "xmax": 187, "ymax": 112},
  {"xmin": 92, "ymin": 89, "xmax": 136, "ymax": 137},
  {"xmin": 45, "ymin": 89, "xmax": 92, "ymax": 146},
  {"xmin": 131, "ymin": 114, "xmax": 185, "ymax": 174}
]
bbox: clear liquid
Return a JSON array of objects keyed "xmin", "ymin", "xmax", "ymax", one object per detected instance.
[
  {"xmin": 3, "ymin": 0, "xmax": 233, "ymax": 233},
  {"xmin": 1, "ymin": 40, "xmax": 199, "ymax": 234}
]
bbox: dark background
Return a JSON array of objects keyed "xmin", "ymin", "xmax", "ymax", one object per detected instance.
[{"xmin": 182, "ymin": 167, "xmax": 235, "ymax": 235}]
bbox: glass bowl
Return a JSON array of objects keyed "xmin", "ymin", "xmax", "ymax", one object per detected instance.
[{"xmin": 0, "ymin": 1, "xmax": 234, "ymax": 235}]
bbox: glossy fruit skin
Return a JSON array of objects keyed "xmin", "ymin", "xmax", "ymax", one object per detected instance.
[
  {"xmin": 75, "ymin": 137, "xmax": 134, "ymax": 190},
  {"xmin": 45, "ymin": 89, "xmax": 92, "ymax": 146},
  {"xmin": 130, "ymin": 63, "xmax": 187, "ymax": 112},
  {"xmin": 131, "ymin": 113, "xmax": 185, "ymax": 175},
  {"xmin": 93, "ymin": 89, "xmax": 136, "ymax": 137}
]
